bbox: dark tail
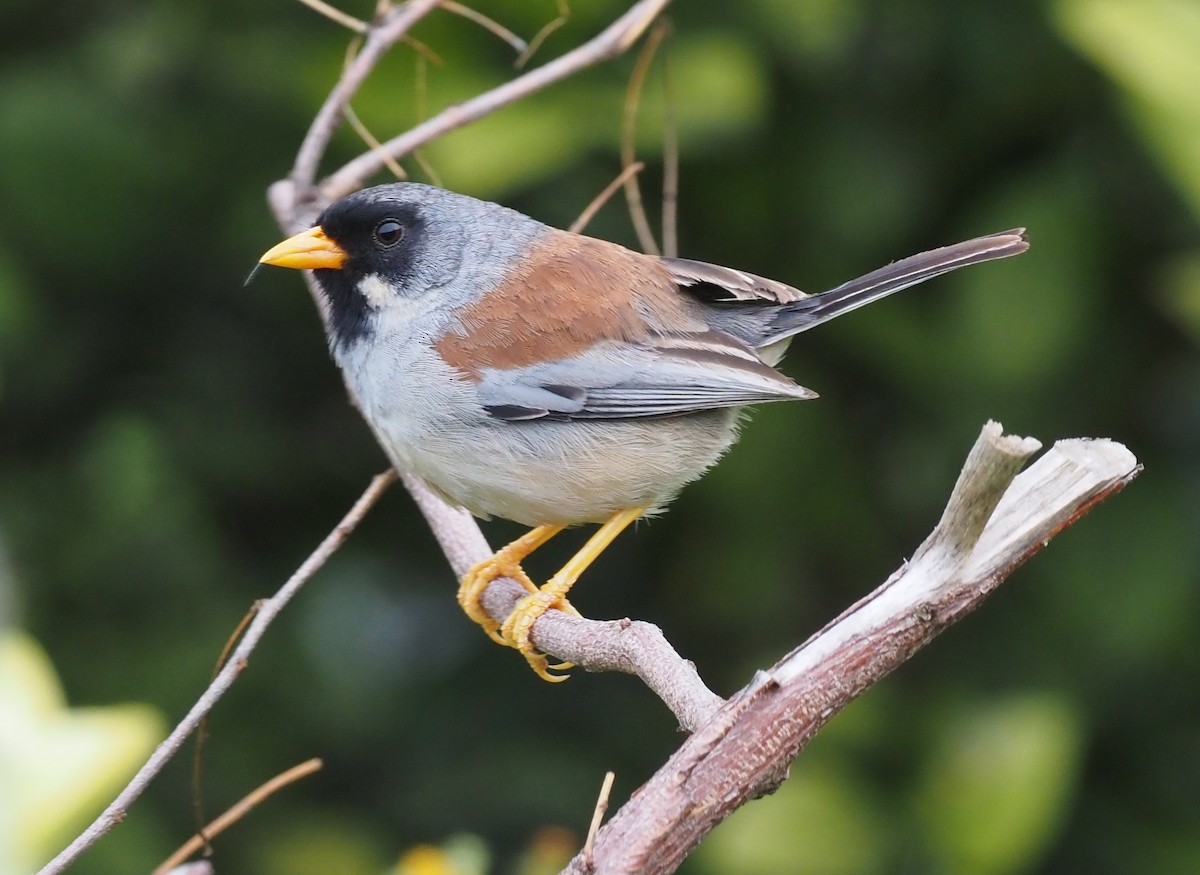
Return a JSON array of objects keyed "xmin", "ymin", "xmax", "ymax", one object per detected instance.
[{"xmin": 765, "ymin": 229, "xmax": 1029, "ymax": 341}]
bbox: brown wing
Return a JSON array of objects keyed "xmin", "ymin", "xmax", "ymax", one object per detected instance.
[{"xmin": 436, "ymin": 230, "xmax": 699, "ymax": 378}]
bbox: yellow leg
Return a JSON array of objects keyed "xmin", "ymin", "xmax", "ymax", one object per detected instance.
[
  {"xmin": 458, "ymin": 524, "xmax": 565, "ymax": 645},
  {"xmin": 501, "ymin": 507, "xmax": 646, "ymax": 682}
]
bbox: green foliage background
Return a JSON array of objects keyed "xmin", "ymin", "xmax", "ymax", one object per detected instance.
[{"xmin": 2, "ymin": 0, "xmax": 1198, "ymax": 873}]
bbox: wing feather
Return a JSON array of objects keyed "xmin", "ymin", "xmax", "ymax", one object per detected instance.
[
  {"xmin": 661, "ymin": 256, "xmax": 808, "ymax": 305},
  {"xmin": 478, "ymin": 331, "xmax": 815, "ymax": 422}
]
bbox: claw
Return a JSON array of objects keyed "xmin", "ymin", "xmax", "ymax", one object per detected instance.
[
  {"xmin": 500, "ymin": 589, "xmax": 577, "ymax": 679},
  {"xmin": 458, "ymin": 556, "xmax": 537, "ymax": 645},
  {"xmin": 455, "ymin": 509, "xmax": 644, "ymax": 682},
  {"xmin": 457, "ymin": 523, "xmax": 563, "ymax": 646}
]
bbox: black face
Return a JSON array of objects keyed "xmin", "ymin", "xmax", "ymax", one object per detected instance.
[{"xmin": 312, "ymin": 196, "xmax": 426, "ymax": 350}]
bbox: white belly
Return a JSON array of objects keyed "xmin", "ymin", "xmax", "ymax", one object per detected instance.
[
  {"xmin": 341, "ymin": 337, "xmax": 742, "ymax": 526},
  {"xmin": 412, "ymin": 413, "xmax": 740, "ymax": 525}
]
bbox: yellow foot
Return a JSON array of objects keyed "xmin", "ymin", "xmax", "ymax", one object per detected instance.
[
  {"xmin": 459, "ymin": 508, "xmax": 645, "ymax": 682},
  {"xmin": 500, "ymin": 588, "xmax": 579, "ymax": 682},
  {"xmin": 457, "ymin": 522, "xmax": 573, "ymax": 647},
  {"xmin": 458, "ymin": 554, "xmax": 538, "ymax": 645}
]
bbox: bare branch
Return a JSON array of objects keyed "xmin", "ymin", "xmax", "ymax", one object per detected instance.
[
  {"xmin": 559, "ymin": 424, "xmax": 1140, "ymax": 874},
  {"xmin": 478, "ymin": 577, "xmax": 725, "ymax": 731},
  {"xmin": 290, "ymin": 0, "xmax": 442, "ymax": 192},
  {"xmin": 34, "ymin": 473, "xmax": 397, "ymax": 875},
  {"xmin": 321, "ymin": 0, "xmax": 673, "ymax": 202}
]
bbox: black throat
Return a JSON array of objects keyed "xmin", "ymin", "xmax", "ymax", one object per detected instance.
[{"xmin": 312, "ymin": 268, "xmax": 372, "ymax": 352}]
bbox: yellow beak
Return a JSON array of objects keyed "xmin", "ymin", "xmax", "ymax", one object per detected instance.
[{"xmin": 259, "ymin": 226, "xmax": 347, "ymax": 270}]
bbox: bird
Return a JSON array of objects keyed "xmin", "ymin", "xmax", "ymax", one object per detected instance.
[{"xmin": 259, "ymin": 182, "xmax": 1028, "ymax": 681}]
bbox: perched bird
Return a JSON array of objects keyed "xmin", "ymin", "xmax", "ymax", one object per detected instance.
[{"xmin": 260, "ymin": 183, "xmax": 1028, "ymax": 680}]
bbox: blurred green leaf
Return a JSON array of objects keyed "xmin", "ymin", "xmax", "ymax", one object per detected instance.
[
  {"xmin": 746, "ymin": 0, "xmax": 864, "ymax": 63},
  {"xmin": 1153, "ymin": 251, "xmax": 1200, "ymax": 345},
  {"xmin": 256, "ymin": 813, "xmax": 390, "ymax": 875},
  {"xmin": 696, "ymin": 759, "xmax": 888, "ymax": 875},
  {"xmin": 1056, "ymin": 0, "xmax": 1200, "ymax": 218},
  {"xmin": 0, "ymin": 244, "xmax": 34, "ymax": 404},
  {"xmin": 916, "ymin": 695, "xmax": 1083, "ymax": 875}
]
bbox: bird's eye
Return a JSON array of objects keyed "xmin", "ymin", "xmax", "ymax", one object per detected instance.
[{"xmin": 374, "ymin": 219, "xmax": 405, "ymax": 247}]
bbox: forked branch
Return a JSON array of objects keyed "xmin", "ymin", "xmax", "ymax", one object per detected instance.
[{"xmin": 559, "ymin": 423, "xmax": 1139, "ymax": 874}]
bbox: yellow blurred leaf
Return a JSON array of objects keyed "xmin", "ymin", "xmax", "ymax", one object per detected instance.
[
  {"xmin": 514, "ymin": 825, "xmax": 576, "ymax": 875},
  {"xmin": 393, "ymin": 834, "xmax": 488, "ymax": 875},
  {"xmin": 0, "ymin": 632, "xmax": 164, "ymax": 873}
]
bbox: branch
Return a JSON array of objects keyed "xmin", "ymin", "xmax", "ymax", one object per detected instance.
[
  {"xmin": 290, "ymin": 0, "xmax": 442, "ymax": 192},
  {"xmin": 318, "ymin": 0, "xmax": 673, "ymax": 203},
  {"xmin": 270, "ymin": 0, "xmax": 673, "ymax": 227},
  {"xmin": 153, "ymin": 758, "xmax": 324, "ymax": 874},
  {"xmin": 393, "ymin": 467, "xmax": 724, "ymax": 731},
  {"xmin": 34, "ymin": 472, "xmax": 397, "ymax": 875},
  {"xmin": 560, "ymin": 422, "xmax": 1140, "ymax": 875}
]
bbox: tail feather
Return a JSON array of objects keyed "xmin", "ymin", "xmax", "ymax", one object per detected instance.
[{"xmin": 764, "ymin": 229, "xmax": 1029, "ymax": 343}]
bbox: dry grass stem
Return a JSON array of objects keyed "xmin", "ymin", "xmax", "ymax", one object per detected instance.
[
  {"xmin": 621, "ymin": 20, "xmax": 669, "ymax": 255},
  {"xmin": 569, "ymin": 162, "xmax": 646, "ymax": 233},
  {"xmin": 344, "ymin": 105, "xmax": 409, "ymax": 179},
  {"xmin": 582, "ymin": 770, "xmax": 617, "ymax": 866},
  {"xmin": 660, "ymin": 26, "xmax": 678, "ymax": 258},
  {"xmin": 516, "ymin": 0, "xmax": 571, "ymax": 69},
  {"xmin": 439, "ymin": 1, "xmax": 527, "ymax": 54},
  {"xmin": 154, "ymin": 759, "xmax": 325, "ymax": 874},
  {"xmin": 190, "ymin": 601, "xmax": 264, "ymax": 855},
  {"xmin": 296, "ymin": 0, "xmax": 368, "ymax": 33}
]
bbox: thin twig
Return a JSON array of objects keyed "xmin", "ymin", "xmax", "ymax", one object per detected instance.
[
  {"xmin": 411, "ymin": 52, "xmax": 443, "ymax": 186},
  {"xmin": 345, "ymin": 104, "xmax": 409, "ymax": 179},
  {"xmin": 336, "ymin": 36, "xmax": 410, "ymax": 181},
  {"xmin": 295, "ymin": 0, "xmax": 368, "ymax": 33},
  {"xmin": 154, "ymin": 759, "xmax": 324, "ymax": 875},
  {"xmin": 569, "ymin": 162, "xmax": 645, "ymax": 234},
  {"xmin": 322, "ymin": 0, "xmax": 674, "ymax": 201},
  {"xmin": 439, "ymin": 1, "xmax": 527, "ymax": 54},
  {"xmin": 582, "ymin": 771, "xmax": 616, "ymax": 867},
  {"xmin": 191, "ymin": 601, "xmax": 263, "ymax": 855},
  {"xmin": 621, "ymin": 20, "xmax": 668, "ymax": 255},
  {"xmin": 34, "ymin": 472, "xmax": 397, "ymax": 875},
  {"xmin": 660, "ymin": 25, "xmax": 678, "ymax": 258},
  {"xmin": 413, "ymin": 149, "xmax": 443, "ymax": 186},
  {"xmin": 516, "ymin": 0, "xmax": 571, "ymax": 69},
  {"xmin": 401, "ymin": 33, "xmax": 445, "ymax": 66},
  {"xmin": 291, "ymin": 0, "xmax": 442, "ymax": 190}
]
